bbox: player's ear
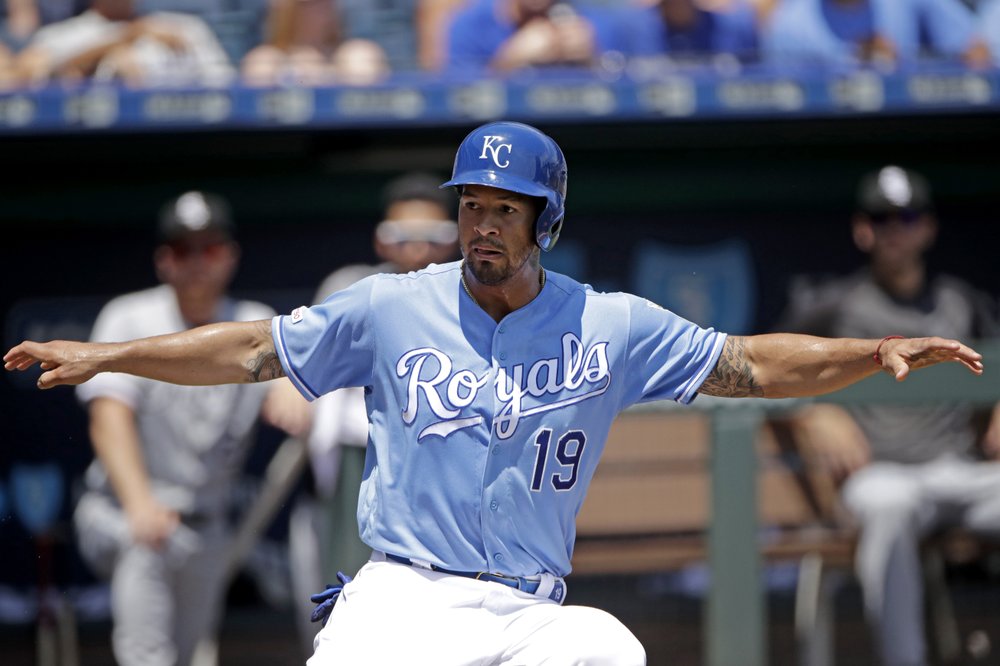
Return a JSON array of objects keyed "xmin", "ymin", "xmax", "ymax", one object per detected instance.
[
  {"xmin": 226, "ymin": 241, "xmax": 242, "ymax": 265},
  {"xmin": 153, "ymin": 245, "xmax": 172, "ymax": 282},
  {"xmin": 851, "ymin": 214, "xmax": 875, "ymax": 253},
  {"xmin": 219, "ymin": 241, "xmax": 241, "ymax": 284},
  {"xmin": 917, "ymin": 214, "xmax": 938, "ymax": 250}
]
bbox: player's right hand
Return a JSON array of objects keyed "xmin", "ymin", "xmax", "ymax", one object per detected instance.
[
  {"xmin": 126, "ymin": 498, "xmax": 180, "ymax": 550},
  {"xmin": 3, "ymin": 340, "xmax": 104, "ymax": 389},
  {"xmin": 793, "ymin": 403, "xmax": 871, "ymax": 483}
]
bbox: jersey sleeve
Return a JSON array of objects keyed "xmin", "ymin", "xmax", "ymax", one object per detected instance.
[
  {"xmin": 76, "ymin": 298, "xmax": 143, "ymax": 409},
  {"xmin": 272, "ymin": 275, "xmax": 377, "ymax": 401},
  {"xmin": 621, "ymin": 294, "xmax": 727, "ymax": 406}
]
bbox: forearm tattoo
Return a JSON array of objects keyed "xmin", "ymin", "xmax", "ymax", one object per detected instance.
[
  {"xmin": 246, "ymin": 320, "xmax": 285, "ymax": 382},
  {"xmin": 699, "ymin": 336, "xmax": 763, "ymax": 398}
]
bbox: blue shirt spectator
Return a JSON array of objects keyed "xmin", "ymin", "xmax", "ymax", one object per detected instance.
[
  {"xmin": 762, "ymin": 0, "xmax": 988, "ymax": 68},
  {"xmin": 636, "ymin": 0, "xmax": 760, "ymax": 63},
  {"xmin": 445, "ymin": 0, "xmax": 656, "ymax": 74},
  {"xmin": 981, "ymin": 0, "xmax": 1000, "ymax": 65}
]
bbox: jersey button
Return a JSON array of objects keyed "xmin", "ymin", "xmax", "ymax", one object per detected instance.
[
  {"xmin": 499, "ymin": 352, "xmax": 507, "ymax": 360},
  {"xmin": 498, "ymin": 325, "xmax": 505, "ymax": 334},
  {"xmin": 494, "ymin": 553, "xmax": 504, "ymax": 562},
  {"xmin": 490, "ymin": 500, "xmax": 499, "ymax": 511},
  {"xmin": 491, "ymin": 446, "xmax": 501, "ymax": 456}
]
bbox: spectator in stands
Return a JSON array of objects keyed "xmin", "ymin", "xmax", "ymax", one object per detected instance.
[
  {"xmin": 240, "ymin": 0, "xmax": 389, "ymax": 87},
  {"xmin": 0, "ymin": 40, "xmax": 14, "ymax": 86},
  {"xmin": 762, "ymin": 0, "xmax": 991, "ymax": 69},
  {"xmin": 337, "ymin": 0, "xmax": 422, "ymax": 73},
  {"xmin": 262, "ymin": 172, "xmax": 459, "ymax": 656},
  {"xmin": 416, "ymin": 0, "xmax": 466, "ymax": 70},
  {"xmin": 776, "ymin": 165, "xmax": 1000, "ymax": 666},
  {"xmin": 980, "ymin": 0, "xmax": 1000, "ymax": 66},
  {"xmin": 1, "ymin": 0, "xmax": 87, "ymax": 49},
  {"xmin": 72, "ymin": 192, "xmax": 278, "ymax": 666},
  {"xmin": 442, "ymin": 0, "xmax": 656, "ymax": 75},
  {"xmin": 12, "ymin": 0, "xmax": 234, "ymax": 87},
  {"xmin": 132, "ymin": 0, "xmax": 270, "ymax": 73},
  {"xmin": 634, "ymin": 0, "xmax": 762, "ymax": 65}
]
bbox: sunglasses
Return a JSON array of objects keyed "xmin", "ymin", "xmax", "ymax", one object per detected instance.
[
  {"xmin": 168, "ymin": 240, "xmax": 229, "ymax": 259},
  {"xmin": 868, "ymin": 209, "xmax": 925, "ymax": 225},
  {"xmin": 376, "ymin": 220, "xmax": 458, "ymax": 245}
]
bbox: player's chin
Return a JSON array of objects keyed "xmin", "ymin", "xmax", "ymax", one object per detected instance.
[{"xmin": 469, "ymin": 260, "xmax": 511, "ymax": 285}]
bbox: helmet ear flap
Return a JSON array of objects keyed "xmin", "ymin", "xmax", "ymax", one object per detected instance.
[
  {"xmin": 547, "ymin": 217, "xmax": 563, "ymax": 243},
  {"xmin": 537, "ymin": 212, "xmax": 563, "ymax": 252}
]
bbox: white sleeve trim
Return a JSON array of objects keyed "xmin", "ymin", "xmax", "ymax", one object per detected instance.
[
  {"xmin": 272, "ymin": 316, "xmax": 320, "ymax": 401},
  {"xmin": 677, "ymin": 332, "xmax": 728, "ymax": 405}
]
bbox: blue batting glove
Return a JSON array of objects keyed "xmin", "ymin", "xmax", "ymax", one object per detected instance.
[{"xmin": 309, "ymin": 571, "xmax": 352, "ymax": 625}]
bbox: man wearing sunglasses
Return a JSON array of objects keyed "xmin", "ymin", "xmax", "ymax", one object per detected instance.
[
  {"xmin": 777, "ymin": 165, "xmax": 1000, "ymax": 666},
  {"xmin": 71, "ymin": 191, "xmax": 276, "ymax": 666}
]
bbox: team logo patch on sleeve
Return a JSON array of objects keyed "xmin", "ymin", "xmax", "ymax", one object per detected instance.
[{"xmin": 291, "ymin": 306, "xmax": 305, "ymax": 323}]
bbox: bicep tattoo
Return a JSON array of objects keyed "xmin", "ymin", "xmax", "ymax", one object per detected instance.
[
  {"xmin": 699, "ymin": 335, "xmax": 763, "ymax": 398},
  {"xmin": 246, "ymin": 320, "xmax": 285, "ymax": 382}
]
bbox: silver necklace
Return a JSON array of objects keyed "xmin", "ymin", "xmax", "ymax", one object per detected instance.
[{"xmin": 461, "ymin": 263, "xmax": 545, "ymax": 307}]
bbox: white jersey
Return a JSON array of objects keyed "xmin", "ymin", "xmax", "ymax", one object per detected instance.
[{"xmin": 77, "ymin": 284, "xmax": 274, "ymax": 517}]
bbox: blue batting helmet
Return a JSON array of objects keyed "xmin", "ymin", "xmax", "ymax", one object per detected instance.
[{"xmin": 441, "ymin": 121, "xmax": 567, "ymax": 252}]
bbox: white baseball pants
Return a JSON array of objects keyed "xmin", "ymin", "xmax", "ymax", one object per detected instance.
[{"xmin": 308, "ymin": 556, "xmax": 646, "ymax": 665}]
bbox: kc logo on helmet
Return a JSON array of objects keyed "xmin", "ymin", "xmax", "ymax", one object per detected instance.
[{"xmin": 480, "ymin": 136, "xmax": 511, "ymax": 168}]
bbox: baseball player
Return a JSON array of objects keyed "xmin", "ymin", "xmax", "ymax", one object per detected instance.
[
  {"xmin": 70, "ymin": 191, "xmax": 275, "ymax": 666},
  {"xmin": 4, "ymin": 122, "xmax": 986, "ymax": 666}
]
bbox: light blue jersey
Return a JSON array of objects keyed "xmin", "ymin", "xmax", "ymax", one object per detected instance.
[{"xmin": 273, "ymin": 260, "xmax": 725, "ymax": 577}]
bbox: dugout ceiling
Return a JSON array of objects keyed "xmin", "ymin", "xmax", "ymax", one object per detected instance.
[{"xmin": 1, "ymin": 112, "xmax": 999, "ymax": 332}]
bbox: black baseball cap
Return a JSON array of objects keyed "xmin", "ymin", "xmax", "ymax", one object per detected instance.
[
  {"xmin": 856, "ymin": 165, "xmax": 932, "ymax": 216},
  {"xmin": 157, "ymin": 191, "xmax": 234, "ymax": 243},
  {"xmin": 381, "ymin": 172, "xmax": 456, "ymax": 212}
]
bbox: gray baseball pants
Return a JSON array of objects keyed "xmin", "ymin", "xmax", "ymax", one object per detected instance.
[
  {"xmin": 842, "ymin": 455, "xmax": 1000, "ymax": 666},
  {"xmin": 74, "ymin": 492, "xmax": 229, "ymax": 666}
]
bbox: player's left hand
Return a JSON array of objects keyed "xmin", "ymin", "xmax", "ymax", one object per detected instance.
[
  {"xmin": 876, "ymin": 336, "xmax": 983, "ymax": 381},
  {"xmin": 310, "ymin": 571, "xmax": 352, "ymax": 625}
]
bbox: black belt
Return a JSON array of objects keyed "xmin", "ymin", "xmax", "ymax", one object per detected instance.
[{"xmin": 384, "ymin": 553, "xmax": 544, "ymax": 594}]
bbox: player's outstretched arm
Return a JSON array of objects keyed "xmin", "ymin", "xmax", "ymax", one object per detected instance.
[
  {"xmin": 3, "ymin": 319, "xmax": 284, "ymax": 389},
  {"xmin": 698, "ymin": 334, "xmax": 983, "ymax": 399}
]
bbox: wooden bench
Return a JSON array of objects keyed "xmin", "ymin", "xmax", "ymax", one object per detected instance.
[
  {"xmin": 572, "ymin": 410, "xmax": 855, "ymax": 576},
  {"xmin": 571, "ymin": 408, "xmax": 992, "ymax": 666}
]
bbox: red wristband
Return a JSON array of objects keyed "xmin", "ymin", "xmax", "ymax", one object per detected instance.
[{"xmin": 873, "ymin": 335, "xmax": 905, "ymax": 366}]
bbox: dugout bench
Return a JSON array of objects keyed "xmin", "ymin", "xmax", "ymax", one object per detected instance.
[{"xmin": 571, "ymin": 341, "xmax": 1000, "ymax": 666}]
